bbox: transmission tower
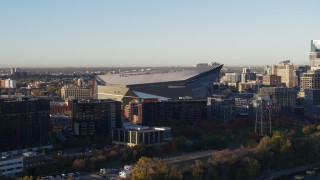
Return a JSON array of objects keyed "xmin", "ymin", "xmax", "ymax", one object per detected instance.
[{"xmin": 255, "ymin": 100, "xmax": 280, "ymax": 136}]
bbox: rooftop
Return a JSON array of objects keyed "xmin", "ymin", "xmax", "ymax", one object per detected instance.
[{"xmin": 97, "ymin": 64, "xmax": 222, "ymax": 86}]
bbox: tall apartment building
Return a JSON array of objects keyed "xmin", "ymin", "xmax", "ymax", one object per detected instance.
[
  {"xmin": 309, "ymin": 40, "xmax": 320, "ymax": 67},
  {"xmin": 241, "ymin": 68, "xmax": 256, "ymax": 83},
  {"xmin": 263, "ymin": 65, "xmax": 272, "ymax": 75},
  {"xmin": 124, "ymin": 102, "xmax": 139, "ymax": 123},
  {"xmin": 138, "ymin": 100, "xmax": 207, "ymax": 126},
  {"xmin": 259, "ymin": 87, "xmax": 296, "ymax": 112},
  {"xmin": 225, "ymin": 73, "xmax": 241, "ymax": 83},
  {"xmin": 0, "ymin": 98, "xmax": 50, "ymax": 151},
  {"xmin": 10, "ymin": 67, "xmax": 20, "ymax": 75},
  {"xmin": 262, "ymin": 75, "xmax": 282, "ymax": 87},
  {"xmin": 61, "ymin": 85, "xmax": 92, "ymax": 99},
  {"xmin": 272, "ymin": 60, "xmax": 297, "ymax": 88},
  {"xmin": 296, "ymin": 65, "xmax": 310, "ymax": 87},
  {"xmin": 72, "ymin": 100, "xmax": 121, "ymax": 136},
  {"xmin": 207, "ymin": 95, "xmax": 235, "ymax": 122},
  {"xmin": 0, "ymin": 79, "xmax": 17, "ymax": 89},
  {"xmin": 0, "ymin": 79, "xmax": 5, "ymax": 88},
  {"xmin": 299, "ymin": 70, "xmax": 320, "ymax": 97},
  {"xmin": 304, "ymin": 89, "xmax": 320, "ymax": 119}
]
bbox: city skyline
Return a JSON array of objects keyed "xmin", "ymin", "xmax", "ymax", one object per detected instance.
[{"xmin": 1, "ymin": 0, "xmax": 320, "ymax": 67}]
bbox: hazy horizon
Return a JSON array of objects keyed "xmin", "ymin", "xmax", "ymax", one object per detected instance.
[{"xmin": 1, "ymin": 0, "xmax": 319, "ymax": 67}]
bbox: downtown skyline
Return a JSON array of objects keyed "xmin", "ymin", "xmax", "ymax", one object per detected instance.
[{"xmin": 1, "ymin": 0, "xmax": 320, "ymax": 67}]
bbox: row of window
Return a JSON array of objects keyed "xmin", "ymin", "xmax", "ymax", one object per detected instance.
[{"xmin": 1, "ymin": 166, "xmax": 22, "ymax": 172}]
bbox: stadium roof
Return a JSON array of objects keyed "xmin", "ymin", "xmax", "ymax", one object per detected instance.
[{"xmin": 97, "ymin": 64, "xmax": 222, "ymax": 86}]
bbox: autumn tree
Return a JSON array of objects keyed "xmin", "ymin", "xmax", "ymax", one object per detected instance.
[
  {"xmin": 130, "ymin": 157, "xmax": 167, "ymax": 180},
  {"xmin": 191, "ymin": 160, "xmax": 206, "ymax": 180}
]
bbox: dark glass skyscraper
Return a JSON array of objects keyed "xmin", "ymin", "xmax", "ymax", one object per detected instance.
[
  {"xmin": 0, "ymin": 99, "xmax": 50, "ymax": 151},
  {"xmin": 72, "ymin": 100, "xmax": 122, "ymax": 136}
]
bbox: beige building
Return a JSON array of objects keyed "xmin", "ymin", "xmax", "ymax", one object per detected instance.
[
  {"xmin": 272, "ymin": 60, "xmax": 297, "ymax": 88},
  {"xmin": 238, "ymin": 81, "xmax": 259, "ymax": 92},
  {"xmin": 299, "ymin": 70, "xmax": 320, "ymax": 97},
  {"xmin": 61, "ymin": 85, "xmax": 92, "ymax": 99},
  {"xmin": 262, "ymin": 75, "xmax": 282, "ymax": 87}
]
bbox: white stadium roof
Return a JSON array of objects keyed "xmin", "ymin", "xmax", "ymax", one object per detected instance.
[{"xmin": 97, "ymin": 65, "xmax": 221, "ymax": 86}]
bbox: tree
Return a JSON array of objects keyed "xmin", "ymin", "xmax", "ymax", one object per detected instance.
[
  {"xmin": 22, "ymin": 176, "xmax": 33, "ymax": 180},
  {"xmin": 191, "ymin": 160, "xmax": 206, "ymax": 180},
  {"xmin": 73, "ymin": 159, "xmax": 85, "ymax": 170},
  {"xmin": 165, "ymin": 164, "xmax": 183, "ymax": 180},
  {"xmin": 209, "ymin": 149, "xmax": 238, "ymax": 166},
  {"xmin": 130, "ymin": 157, "xmax": 167, "ymax": 180},
  {"xmin": 243, "ymin": 158, "xmax": 261, "ymax": 178}
]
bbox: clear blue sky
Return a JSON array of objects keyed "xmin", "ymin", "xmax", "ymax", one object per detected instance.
[{"xmin": 0, "ymin": 0, "xmax": 319, "ymax": 67}]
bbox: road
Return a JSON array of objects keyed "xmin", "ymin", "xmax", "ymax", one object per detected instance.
[
  {"xmin": 161, "ymin": 150, "xmax": 216, "ymax": 165},
  {"xmin": 255, "ymin": 162, "xmax": 320, "ymax": 180},
  {"xmin": 80, "ymin": 172, "xmax": 120, "ymax": 180}
]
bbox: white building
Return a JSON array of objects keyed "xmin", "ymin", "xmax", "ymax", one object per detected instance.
[
  {"xmin": 61, "ymin": 85, "xmax": 91, "ymax": 99},
  {"xmin": 4, "ymin": 79, "xmax": 16, "ymax": 89},
  {"xmin": 225, "ymin": 73, "xmax": 241, "ymax": 83},
  {"xmin": 0, "ymin": 156, "xmax": 23, "ymax": 177}
]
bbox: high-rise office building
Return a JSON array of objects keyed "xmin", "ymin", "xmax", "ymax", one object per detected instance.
[
  {"xmin": 259, "ymin": 87, "xmax": 296, "ymax": 112},
  {"xmin": 225, "ymin": 73, "xmax": 241, "ymax": 83},
  {"xmin": 299, "ymin": 70, "xmax": 320, "ymax": 97},
  {"xmin": 138, "ymin": 100, "xmax": 207, "ymax": 126},
  {"xmin": 10, "ymin": 67, "xmax": 20, "ymax": 75},
  {"xmin": 272, "ymin": 60, "xmax": 297, "ymax": 88},
  {"xmin": 241, "ymin": 68, "xmax": 256, "ymax": 83},
  {"xmin": 72, "ymin": 100, "xmax": 122, "ymax": 136},
  {"xmin": 0, "ymin": 98, "xmax": 50, "ymax": 151},
  {"xmin": 304, "ymin": 89, "xmax": 320, "ymax": 119},
  {"xmin": 207, "ymin": 95, "xmax": 235, "ymax": 122},
  {"xmin": 310, "ymin": 40, "xmax": 320, "ymax": 67}
]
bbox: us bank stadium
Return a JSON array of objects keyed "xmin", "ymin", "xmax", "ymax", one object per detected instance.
[{"xmin": 93, "ymin": 62, "xmax": 223, "ymax": 105}]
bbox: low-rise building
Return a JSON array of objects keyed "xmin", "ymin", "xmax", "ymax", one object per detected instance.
[
  {"xmin": 0, "ymin": 156, "xmax": 23, "ymax": 177},
  {"xmin": 61, "ymin": 85, "xmax": 92, "ymax": 100},
  {"xmin": 112, "ymin": 125, "xmax": 171, "ymax": 147},
  {"xmin": 23, "ymin": 152, "xmax": 52, "ymax": 169}
]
